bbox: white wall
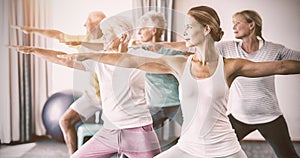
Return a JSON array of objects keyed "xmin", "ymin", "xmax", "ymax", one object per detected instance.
[
  {"xmin": 49, "ymin": 0, "xmax": 132, "ymax": 93},
  {"xmin": 174, "ymin": 0, "xmax": 300, "ymax": 141}
]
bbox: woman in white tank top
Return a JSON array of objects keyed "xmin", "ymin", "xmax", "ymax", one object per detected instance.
[{"xmin": 35, "ymin": 6, "xmax": 300, "ymax": 158}]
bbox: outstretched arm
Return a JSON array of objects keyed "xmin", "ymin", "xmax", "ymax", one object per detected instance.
[
  {"xmin": 156, "ymin": 41, "xmax": 188, "ymax": 52},
  {"xmin": 65, "ymin": 41, "xmax": 104, "ymax": 51},
  {"xmin": 225, "ymin": 58, "xmax": 300, "ymax": 87},
  {"xmin": 12, "ymin": 25, "xmax": 85, "ymax": 42},
  {"xmin": 130, "ymin": 40, "xmax": 188, "ymax": 52},
  {"xmin": 58, "ymin": 51, "xmax": 187, "ymax": 79},
  {"xmin": 227, "ymin": 58, "xmax": 300, "ymax": 79},
  {"xmin": 9, "ymin": 45, "xmax": 86, "ymax": 70}
]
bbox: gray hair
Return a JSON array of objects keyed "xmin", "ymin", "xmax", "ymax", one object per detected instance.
[
  {"xmin": 100, "ymin": 15, "xmax": 133, "ymax": 43},
  {"xmin": 139, "ymin": 11, "xmax": 166, "ymax": 29}
]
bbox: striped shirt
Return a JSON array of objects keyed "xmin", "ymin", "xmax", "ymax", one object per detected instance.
[{"xmin": 216, "ymin": 41, "xmax": 300, "ymax": 124}]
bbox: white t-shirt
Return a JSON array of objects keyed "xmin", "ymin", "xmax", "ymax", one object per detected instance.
[
  {"xmin": 70, "ymin": 38, "xmax": 103, "ymax": 119},
  {"xmin": 216, "ymin": 40, "xmax": 300, "ymax": 124},
  {"xmin": 82, "ymin": 48, "xmax": 153, "ymax": 129}
]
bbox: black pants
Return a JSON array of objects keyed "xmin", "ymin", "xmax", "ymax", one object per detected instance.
[{"xmin": 229, "ymin": 114, "xmax": 299, "ymax": 158}]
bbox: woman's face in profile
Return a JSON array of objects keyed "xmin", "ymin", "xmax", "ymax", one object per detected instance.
[
  {"xmin": 232, "ymin": 14, "xmax": 251, "ymax": 39},
  {"xmin": 138, "ymin": 27, "xmax": 154, "ymax": 42},
  {"xmin": 184, "ymin": 15, "xmax": 206, "ymax": 48}
]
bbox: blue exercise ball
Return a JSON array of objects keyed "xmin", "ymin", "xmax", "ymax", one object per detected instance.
[{"xmin": 42, "ymin": 90, "xmax": 82, "ymax": 142}]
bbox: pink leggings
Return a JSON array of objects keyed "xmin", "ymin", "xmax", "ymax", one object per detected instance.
[{"xmin": 71, "ymin": 124, "xmax": 161, "ymax": 158}]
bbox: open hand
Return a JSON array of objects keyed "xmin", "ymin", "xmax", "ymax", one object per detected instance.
[
  {"xmin": 11, "ymin": 25, "xmax": 34, "ymax": 34},
  {"xmin": 8, "ymin": 45, "xmax": 36, "ymax": 54}
]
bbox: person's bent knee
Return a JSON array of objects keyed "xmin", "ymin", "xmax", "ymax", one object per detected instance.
[{"xmin": 59, "ymin": 109, "xmax": 81, "ymax": 131}]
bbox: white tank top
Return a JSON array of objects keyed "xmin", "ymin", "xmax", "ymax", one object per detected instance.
[{"xmin": 177, "ymin": 55, "xmax": 241, "ymax": 157}]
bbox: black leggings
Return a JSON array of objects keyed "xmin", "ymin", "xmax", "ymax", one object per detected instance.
[{"xmin": 229, "ymin": 114, "xmax": 299, "ymax": 158}]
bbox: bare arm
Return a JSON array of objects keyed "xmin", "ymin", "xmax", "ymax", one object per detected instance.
[
  {"xmin": 59, "ymin": 51, "xmax": 187, "ymax": 79},
  {"xmin": 65, "ymin": 41, "xmax": 104, "ymax": 51},
  {"xmin": 12, "ymin": 25, "xmax": 85, "ymax": 42},
  {"xmin": 9, "ymin": 45, "xmax": 86, "ymax": 70},
  {"xmin": 156, "ymin": 41, "xmax": 188, "ymax": 52},
  {"xmin": 225, "ymin": 58, "xmax": 300, "ymax": 86},
  {"xmin": 130, "ymin": 40, "xmax": 188, "ymax": 52}
]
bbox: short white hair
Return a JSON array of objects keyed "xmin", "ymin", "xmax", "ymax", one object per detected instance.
[
  {"xmin": 139, "ymin": 11, "xmax": 166, "ymax": 29},
  {"xmin": 100, "ymin": 15, "xmax": 133, "ymax": 43}
]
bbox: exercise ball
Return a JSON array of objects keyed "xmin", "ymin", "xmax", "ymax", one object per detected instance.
[{"xmin": 42, "ymin": 90, "xmax": 82, "ymax": 142}]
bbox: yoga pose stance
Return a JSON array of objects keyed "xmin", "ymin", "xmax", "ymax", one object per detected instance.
[
  {"xmin": 11, "ymin": 14, "xmax": 161, "ymax": 158},
  {"xmin": 216, "ymin": 10, "xmax": 300, "ymax": 158},
  {"xmin": 132, "ymin": 9, "xmax": 300, "ymax": 158},
  {"xmin": 11, "ymin": 6, "xmax": 300, "ymax": 158},
  {"xmin": 56, "ymin": 6, "xmax": 300, "ymax": 158}
]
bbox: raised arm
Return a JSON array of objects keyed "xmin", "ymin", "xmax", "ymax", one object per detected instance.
[
  {"xmin": 130, "ymin": 40, "xmax": 188, "ymax": 52},
  {"xmin": 225, "ymin": 58, "xmax": 300, "ymax": 86},
  {"xmin": 58, "ymin": 51, "xmax": 187, "ymax": 79},
  {"xmin": 12, "ymin": 25, "xmax": 85, "ymax": 42},
  {"xmin": 9, "ymin": 45, "xmax": 86, "ymax": 71},
  {"xmin": 65, "ymin": 41, "xmax": 104, "ymax": 51},
  {"xmin": 156, "ymin": 41, "xmax": 188, "ymax": 52}
]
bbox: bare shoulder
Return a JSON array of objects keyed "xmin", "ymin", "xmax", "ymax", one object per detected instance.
[
  {"xmin": 224, "ymin": 58, "xmax": 245, "ymax": 77},
  {"xmin": 163, "ymin": 54, "xmax": 188, "ymax": 64},
  {"xmin": 224, "ymin": 57, "xmax": 255, "ymax": 78}
]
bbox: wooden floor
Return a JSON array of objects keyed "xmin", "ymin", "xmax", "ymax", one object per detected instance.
[{"xmin": 0, "ymin": 136, "xmax": 299, "ymax": 158}]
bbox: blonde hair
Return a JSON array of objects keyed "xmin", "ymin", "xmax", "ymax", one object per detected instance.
[
  {"xmin": 233, "ymin": 10, "xmax": 265, "ymax": 42},
  {"xmin": 187, "ymin": 6, "xmax": 224, "ymax": 42}
]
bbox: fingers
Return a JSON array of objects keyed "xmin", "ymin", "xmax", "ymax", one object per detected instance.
[
  {"xmin": 7, "ymin": 45, "xmax": 34, "ymax": 54},
  {"xmin": 10, "ymin": 25, "xmax": 31, "ymax": 34},
  {"xmin": 7, "ymin": 45, "xmax": 25, "ymax": 50},
  {"xmin": 7, "ymin": 45, "xmax": 20, "ymax": 49},
  {"xmin": 10, "ymin": 25, "xmax": 21, "ymax": 30}
]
